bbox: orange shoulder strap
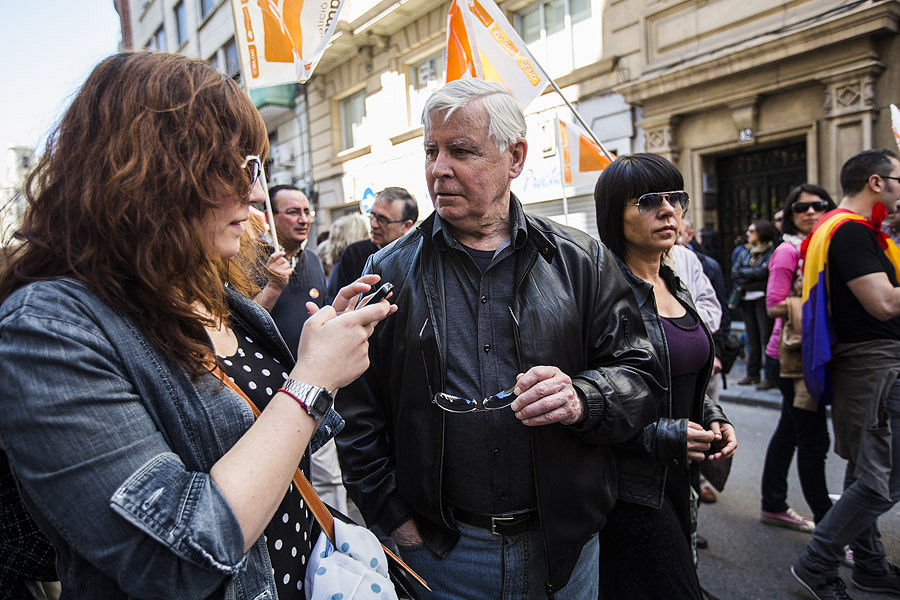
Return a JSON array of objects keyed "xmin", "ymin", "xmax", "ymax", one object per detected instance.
[{"xmin": 210, "ymin": 365, "xmax": 430, "ymax": 591}]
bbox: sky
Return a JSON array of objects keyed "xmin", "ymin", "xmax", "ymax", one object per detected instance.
[{"xmin": 0, "ymin": 1, "xmax": 122, "ymax": 182}]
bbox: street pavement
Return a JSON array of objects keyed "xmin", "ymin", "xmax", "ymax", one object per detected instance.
[{"xmin": 696, "ymin": 366, "xmax": 900, "ymax": 599}]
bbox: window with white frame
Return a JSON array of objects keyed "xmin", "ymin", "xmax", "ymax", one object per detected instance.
[
  {"xmin": 514, "ymin": 0, "xmax": 593, "ymax": 77},
  {"xmin": 174, "ymin": 2, "xmax": 188, "ymax": 47},
  {"xmin": 199, "ymin": 0, "xmax": 217, "ymax": 20},
  {"xmin": 147, "ymin": 25, "xmax": 166, "ymax": 51},
  {"xmin": 408, "ymin": 53, "xmax": 444, "ymax": 126},
  {"xmin": 224, "ymin": 37, "xmax": 240, "ymax": 80},
  {"xmin": 207, "ymin": 52, "xmax": 220, "ymax": 72},
  {"xmin": 340, "ymin": 90, "xmax": 366, "ymax": 150}
]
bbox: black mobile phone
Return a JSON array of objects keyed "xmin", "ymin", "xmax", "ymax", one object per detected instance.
[{"xmin": 356, "ymin": 282, "xmax": 394, "ymax": 308}]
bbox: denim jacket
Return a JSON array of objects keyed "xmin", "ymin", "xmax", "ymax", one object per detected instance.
[
  {"xmin": 0, "ymin": 278, "xmax": 341, "ymax": 599},
  {"xmin": 612, "ymin": 256, "xmax": 729, "ymax": 509}
]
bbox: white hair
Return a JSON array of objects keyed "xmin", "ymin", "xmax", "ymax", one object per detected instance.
[{"xmin": 421, "ymin": 78, "xmax": 526, "ymax": 151}]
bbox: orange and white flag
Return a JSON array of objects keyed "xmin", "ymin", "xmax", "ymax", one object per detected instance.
[
  {"xmin": 445, "ymin": 0, "xmax": 549, "ymax": 108},
  {"xmin": 230, "ymin": 0, "xmax": 346, "ymax": 88},
  {"xmin": 891, "ymin": 104, "xmax": 900, "ymax": 154},
  {"xmin": 556, "ymin": 117, "xmax": 614, "ymax": 189}
]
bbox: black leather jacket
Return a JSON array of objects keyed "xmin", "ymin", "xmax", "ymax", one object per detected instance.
[
  {"xmin": 730, "ymin": 244, "xmax": 775, "ymax": 293},
  {"xmin": 335, "ymin": 200, "xmax": 665, "ymax": 594},
  {"xmin": 613, "ymin": 257, "xmax": 730, "ymax": 511}
]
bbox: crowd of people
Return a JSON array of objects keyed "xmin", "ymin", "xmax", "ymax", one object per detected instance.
[{"xmin": 0, "ymin": 50, "xmax": 899, "ymax": 600}]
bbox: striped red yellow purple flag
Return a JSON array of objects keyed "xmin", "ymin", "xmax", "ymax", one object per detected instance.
[{"xmin": 800, "ymin": 208, "xmax": 900, "ymax": 402}]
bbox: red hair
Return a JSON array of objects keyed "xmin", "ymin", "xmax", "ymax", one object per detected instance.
[{"xmin": 0, "ymin": 52, "xmax": 269, "ymax": 377}]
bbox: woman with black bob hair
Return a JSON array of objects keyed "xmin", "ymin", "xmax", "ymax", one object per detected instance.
[{"xmin": 595, "ymin": 153, "xmax": 737, "ymax": 598}]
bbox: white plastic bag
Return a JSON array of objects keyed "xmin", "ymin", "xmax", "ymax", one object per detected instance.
[{"xmin": 305, "ymin": 518, "xmax": 399, "ymax": 600}]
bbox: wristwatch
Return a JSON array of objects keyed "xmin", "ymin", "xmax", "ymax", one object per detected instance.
[{"xmin": 280, "ymin": 378, "xmax": 334, "ymax": 420}]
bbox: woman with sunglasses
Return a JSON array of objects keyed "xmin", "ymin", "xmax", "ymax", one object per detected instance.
[
  {"xmin": 595, "ymin": 153, "xmax": 737, "ymax": 598},
  {"xmin": 760, "ymin": 184, "xmax": 836, "ymax": 534},
  {"xmin": 730, "ymin": 219, "xmax": 779, "ymax": 388},
  {"xmin": 0, "ymin": 52, "xmax": 394, "ymax": 599}
]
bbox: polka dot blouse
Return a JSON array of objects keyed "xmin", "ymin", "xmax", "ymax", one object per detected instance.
[{"xmin": 219, "ymin": 322, "xmax": 317, "ymax": 599}]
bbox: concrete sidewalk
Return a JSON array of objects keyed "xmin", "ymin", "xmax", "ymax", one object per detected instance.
[
  {"xmin": 718, "ymin": 357, "xmax": 782, "ymax": 410},
  {"xmin": 716, "ymin": 320, "xmax": 782, "ymax": 410}
]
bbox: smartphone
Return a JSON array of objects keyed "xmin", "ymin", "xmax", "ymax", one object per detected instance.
[{"xmin": 356, "ymin": 282, "xmax": 394, "ymax": 308}]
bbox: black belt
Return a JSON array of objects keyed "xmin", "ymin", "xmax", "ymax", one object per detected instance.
[{"xmin": 454, "ymin": 508, "xmax": 539, "ymax": 536}]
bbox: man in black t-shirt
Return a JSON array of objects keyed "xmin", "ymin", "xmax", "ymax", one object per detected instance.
[{"xmin": 793, "ymin": 149, "xmax": 900, "ymax": 599}]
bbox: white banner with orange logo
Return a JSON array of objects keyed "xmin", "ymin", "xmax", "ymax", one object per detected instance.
[
  {"xmin": 230, "ymin": 0, "xmax": 345, "ymax": 88},
  {"xmin": 445, "ymin": 0, "xmax": 549, "ymax": 108},
  {"xmin": 556, "ymin": 117, "xmax": 614, "ymax": 190}
]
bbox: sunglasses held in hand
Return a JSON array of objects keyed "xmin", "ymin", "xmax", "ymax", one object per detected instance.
[{"xmin": 432, "ymin": 386, "xmax": 517, "ymax": 413}]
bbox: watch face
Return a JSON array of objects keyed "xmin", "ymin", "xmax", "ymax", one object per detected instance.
[{"xmin": 309, "ymin": 390, "xmax": 333, "ymax": 417}]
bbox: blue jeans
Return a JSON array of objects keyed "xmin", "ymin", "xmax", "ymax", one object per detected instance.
[
  {"xmin": 397, "ymin": 522, "xmax": 599, "ymax": 599},
  {"xmin": 801, "ymin": 377, "xmax": 900, "ymax": 576}
]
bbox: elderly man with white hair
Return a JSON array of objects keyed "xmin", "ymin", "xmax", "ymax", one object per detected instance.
[{"xmin": 334, "ymin": 79, "xmax": 664, "ymax": 598}]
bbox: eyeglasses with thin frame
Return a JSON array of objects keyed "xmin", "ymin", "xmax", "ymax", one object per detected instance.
[
  {"xmin": 791, "ymin": 200, "xmax": 829, "ymax": 214},
  {"xmin": 242, "ymin": 155, "xmax": 262, "ymax": 187},
  {"xmin": 629, "ymin": 191, "xmax": 689, "ymax": 214},
  {"xmin": 879, "ymin": 174, "xmax": 900, "ymax": 184},
  {"xmin": 368, "ymin": 211, "xmax": 407, "ymax": 226},
  {"xmin": 282, "ymin": 207, "xmax": 316, "ymax": 219}
]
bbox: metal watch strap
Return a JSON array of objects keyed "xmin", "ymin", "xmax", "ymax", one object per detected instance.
[{"xmin": 280, "ymin": 378, "xmax": 333, "ymax": 420}]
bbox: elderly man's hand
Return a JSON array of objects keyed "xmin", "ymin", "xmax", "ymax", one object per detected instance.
[{"xmin": 509, "ymin": 366, "xmax": 584, "ymax": 426}]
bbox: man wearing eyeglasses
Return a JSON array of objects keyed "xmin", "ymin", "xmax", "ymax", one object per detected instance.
[
  {"xmin": 335, "ymin": 79, "xmax": 663, "ymax": 599},
  {"xmin": 254, "ymin": 183, "xmax": 326, "ymax": 354},
  {"xmin": 792, "ymin": 149, "xmax": 900, "ymax": 599},
  {"xmin": 325, "ymin": 187, "xmax": 418, "ymax": 303}
]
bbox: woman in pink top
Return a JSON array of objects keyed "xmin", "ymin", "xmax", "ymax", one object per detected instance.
[{"xmin": 760, "ymin": 184, "xmax": 836, "ymax": 532}]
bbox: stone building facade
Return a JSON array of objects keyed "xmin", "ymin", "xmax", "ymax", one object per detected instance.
[
  {"xmin": 117, "ymin": 0, "xmax": 900, "ymax": 260},
  {"xmin": 612, "ymin": 0, "xmax": 900, "ymax": 262}
]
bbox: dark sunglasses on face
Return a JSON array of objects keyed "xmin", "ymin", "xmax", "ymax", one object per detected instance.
[
  {"xmin": 242, "ymin": 155, "xmax": 262, "ymax": 187},
  {"xmin": 630, "ymin": 190, "xmax": 689, "ymax": 214},
  {"xmin": 791, "ymin": 200, "xmax": 829, "ymax": 214},
  {"xmin": 432, "ymin": 386, "xmax": 517, "ymax": 413}
]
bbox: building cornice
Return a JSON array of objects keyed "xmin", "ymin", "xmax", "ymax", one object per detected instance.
[{"xmin": 615, "ymin": 0, "xmax": 899, "ymax": 109}]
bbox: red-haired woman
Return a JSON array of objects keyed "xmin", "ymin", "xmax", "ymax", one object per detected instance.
[{"xmin": 0, "ymin": 52, "xmax": 393, "ymax": 599}]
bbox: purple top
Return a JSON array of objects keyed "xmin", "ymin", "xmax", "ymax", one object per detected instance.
[{"xmin": 661, "ymin": 312, "xmax": 710, "ymax": 377}]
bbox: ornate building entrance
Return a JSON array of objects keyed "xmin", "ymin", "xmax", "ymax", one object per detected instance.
[{"xmin": 715, "ymin": 141, "xmax": 807, "ymax": 267}]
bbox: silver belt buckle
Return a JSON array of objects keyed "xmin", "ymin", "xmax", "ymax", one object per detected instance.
[{"xmin": 490, "ymin": 515, "xmax": 517, "ymax": 535}]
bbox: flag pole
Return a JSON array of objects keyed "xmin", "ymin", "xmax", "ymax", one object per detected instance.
[
  {"xmin": 554, "ymin": 118, "xmax": 570, "ymax": 224},
  {"xmin": 230, "ymin": 2, "xmax": 281, "ymax": 254},
  {"xmin": 545, "ymin": 77, "xmax": 615, "ymax": 163}
]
